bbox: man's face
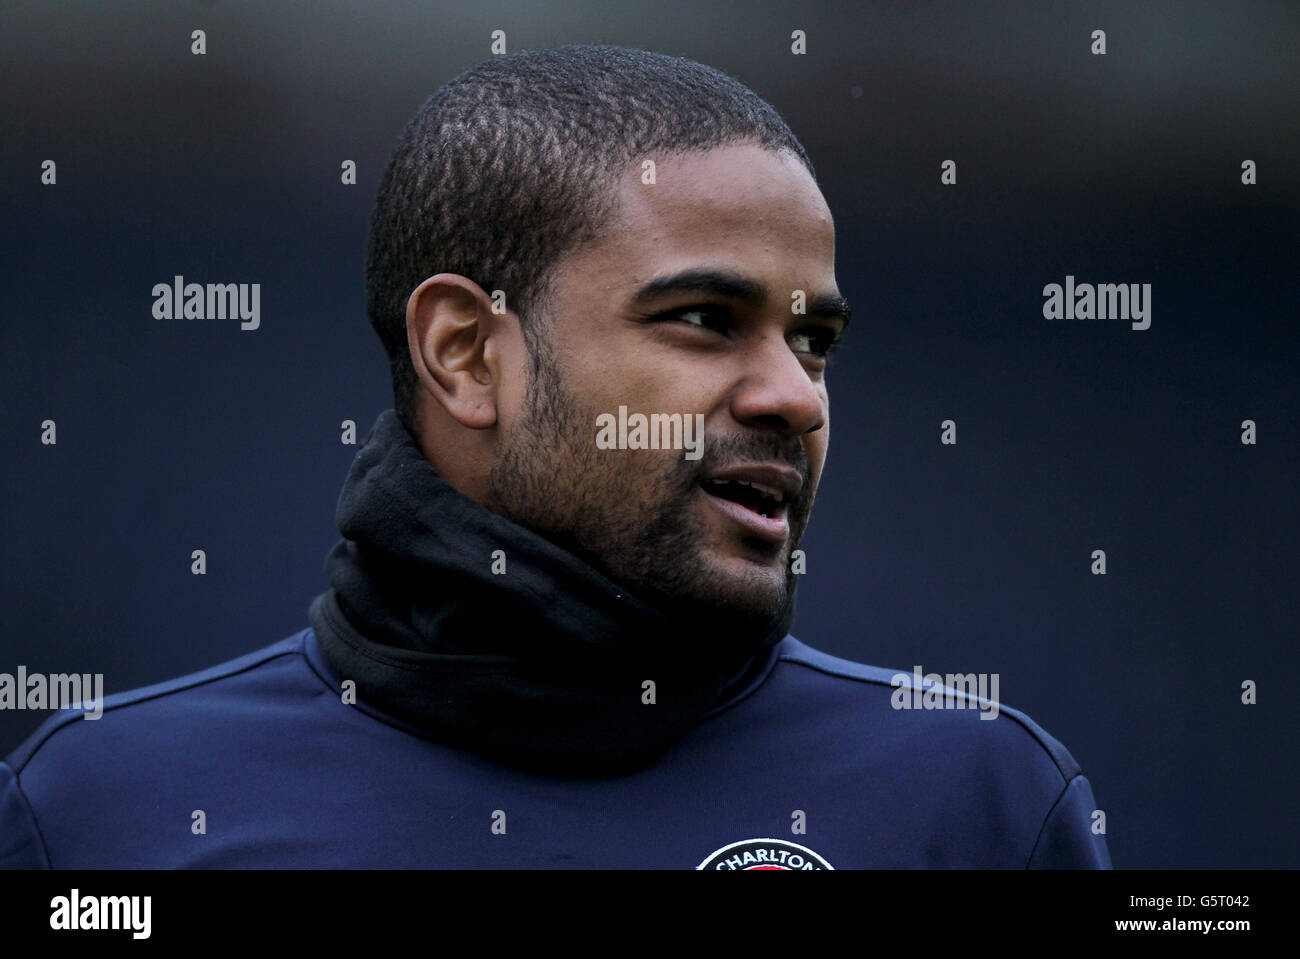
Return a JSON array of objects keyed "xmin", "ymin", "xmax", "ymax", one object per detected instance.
[{"xmin": 487, "ymin": 143, "xmax": 846, "ymax": 631}]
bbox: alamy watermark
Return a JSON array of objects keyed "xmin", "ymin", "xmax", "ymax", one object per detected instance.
[
  {"xmin": 890, "ymin": 665, "xmax": 1001, "ymax": 720},
  {"xmin": 595, "ymin": 406, "xmax": 704, "ymax": 460},
  {"xmin": 50, "ymin": 889, "xmax": 150, "ymax": 939},
  {"xmin": 0, "ymin": 667, "xmax": 103, "ymax": 719},
  {"xmin": 152, "ymin": 274, "xmax": 260, "ymax": 330},
  {"xmin": 1042, "ymin": 274, "xmax": 1151, "ymax": 330}
]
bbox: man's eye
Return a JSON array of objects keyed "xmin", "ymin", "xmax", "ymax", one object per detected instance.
[
  {"xmin": 658, "ymin": 306, "xmax": 730, "ymax": 333},
  {"xmin": 789, "ymin": 328, "xmax": 840, "ymax": 358}
]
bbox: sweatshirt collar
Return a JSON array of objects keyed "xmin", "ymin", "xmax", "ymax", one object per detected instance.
[{"xmin": 308, "ymin": 409, "xmax": 792, "ymax": 775}]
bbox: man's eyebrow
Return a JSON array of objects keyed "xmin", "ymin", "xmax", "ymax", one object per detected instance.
[
  {"xmin": 629, "ymin": 268, "xmax": 851, "ymax": 330},
  {"xmin": 630, "ymin": 268, "xmax": 766, "ymax": 307},
  {"xmin": 807, "ymin": 291, "xmax": 852, "ymax": 331}
]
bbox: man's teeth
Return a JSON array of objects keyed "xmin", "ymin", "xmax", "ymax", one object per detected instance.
[
  {"xmin": 734, "ymin": 480, "xmax": 784, "ymax": 502},
  {"xmin": 704, "ymin": 478, "xmax": 786, "ymax": 505}
]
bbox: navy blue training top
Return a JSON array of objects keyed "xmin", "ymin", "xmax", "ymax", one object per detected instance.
[{"xmin": 0, "ymin": 627, "xmax": 1111, "ymax": 869}]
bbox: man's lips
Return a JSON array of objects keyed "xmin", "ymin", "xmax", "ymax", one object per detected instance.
[
  {"xmin": 696, "ymin": 462, "xmax": 801, "ymax": 544},
  {"xmin": 703, "ymin": 463, "xmax": 803, "ymax": 501},
  {"xmin": 698, "ymin": 484, "xmax": 790, "ymax": 543}
]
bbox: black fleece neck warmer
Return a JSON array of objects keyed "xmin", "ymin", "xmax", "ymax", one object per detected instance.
[{"xmin": 307, "ymin": 409, "xmax": 794, "ymax": 776}]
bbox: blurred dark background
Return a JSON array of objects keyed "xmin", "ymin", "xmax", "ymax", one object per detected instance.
[{"xmin": 1, "ymin": 0, "xmax": 1296, "ymax": 867}]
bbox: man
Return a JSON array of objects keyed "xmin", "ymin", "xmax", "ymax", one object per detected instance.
[{"xmin": 1, "ymin": 45, "xmax": 1109, "ymax": 868}]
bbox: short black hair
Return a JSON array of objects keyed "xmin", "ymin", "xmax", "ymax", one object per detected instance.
[{"xmin": 365, "ymin": 43, "xmax": 816, "ymax": 437}]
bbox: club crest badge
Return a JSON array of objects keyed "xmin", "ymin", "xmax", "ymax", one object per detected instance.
[{"xmin": 696, "ymin": 838, "xmax": 834, "ymax": 870}]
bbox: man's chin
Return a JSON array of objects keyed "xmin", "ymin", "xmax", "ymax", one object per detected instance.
[{"xmin": 640, "ymin": 549, "xmax": 794, "ymax": 630}]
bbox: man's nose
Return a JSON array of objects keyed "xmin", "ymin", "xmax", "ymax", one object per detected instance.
[{"xmin": 728, "ymin": 333, "xmax": 825, "ymax": 438}]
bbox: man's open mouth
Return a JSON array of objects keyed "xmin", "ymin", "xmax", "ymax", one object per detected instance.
[
  {"xmin": 699, "ymin": 478, "xmax": 788, "ymax": 519},
  {"xmin": 697, "ymin": 473, "xmax": 795, "ymax": 545}
]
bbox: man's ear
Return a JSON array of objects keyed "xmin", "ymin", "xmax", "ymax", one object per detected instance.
[{"xmin": 405, "ymin": 274, "xmax": 502, "ymax": 430}]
